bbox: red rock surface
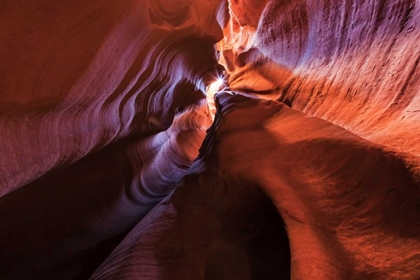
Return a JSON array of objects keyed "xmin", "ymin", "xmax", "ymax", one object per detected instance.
[
  {"xmin": 0, "ymin": 0, "xmax": 419, "ymax": 279},
  {"xmin": 222, "ymin": 0, "xmax": 420, "ymax": 156}
]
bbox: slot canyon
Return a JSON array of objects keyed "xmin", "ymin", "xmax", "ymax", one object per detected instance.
[{"xmin": 1, "ymin": 0, "xmax": 420, "ymax": 279}]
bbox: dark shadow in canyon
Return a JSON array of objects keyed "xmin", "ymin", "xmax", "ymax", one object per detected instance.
[{"xmin": 0, "ymin": 139, "xmax": 136, "ymax": 279}]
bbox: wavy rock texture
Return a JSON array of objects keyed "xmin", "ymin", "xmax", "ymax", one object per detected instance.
[
  {"xmin": 92, "ymin": 92, "xmax": 420, "ymax": 279},
  {"xmin": 212, "ymin": 93, "xmax": 420, "ymax": 279},
  {"xmin": 223, "ymin": 0, "xmax": 420, "ymax": 156},
  {"xmin": 91, "ymin": 174, "xmax": 290, "ymax": 280},
  {"xmin": 1, "ymin": 0, "xmax": 420, "ymax": 279},
  {"xmin": 0, "ymin": 0, "xmax": 223, "ymax": 197},
  {"xmin": 0, "ymin": 0, "xmax": 223, "ymax": 278}
]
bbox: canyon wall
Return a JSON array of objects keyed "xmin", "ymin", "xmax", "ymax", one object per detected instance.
[
  {"xmin": 0, "ymin": 0, "xmax": 419, "ymax": 279},
  {"xmin": 0, "ymin": 0, "xmax": 224, "ymax": 278},
  {"xmin": 223, "ymin": 0, "xmax": 420, "ymax": 156}
]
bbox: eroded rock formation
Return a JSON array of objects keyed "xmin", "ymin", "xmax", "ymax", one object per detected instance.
[
  {"xmin": 0, "ymin": 0, "xmax": 419, "ymax": 279},
  {"xmin": 223, "ymin": 0, "xmax": 420, "ymax": 156}
]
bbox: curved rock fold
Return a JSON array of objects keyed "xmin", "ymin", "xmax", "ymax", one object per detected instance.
[{"xmin": 0, "ymin": 0, "xmax": 419, "ymax": 279}]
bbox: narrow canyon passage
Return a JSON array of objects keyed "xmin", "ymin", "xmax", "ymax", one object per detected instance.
[{"xmin": 0, "ymin": 0, "xmax": 420, "ymax": 279}]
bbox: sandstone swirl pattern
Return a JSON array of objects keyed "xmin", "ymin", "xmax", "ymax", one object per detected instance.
[
  {"xmin": 0, "ymin": 0, "xmax": 419, "ymax": 279},
  {"xmin": 223, "ymin": 0, "xmax": 420, "ymax": 155},
  {"xmin": 0, "ymin": 0, "xmax": 223, "ymax": 278}
]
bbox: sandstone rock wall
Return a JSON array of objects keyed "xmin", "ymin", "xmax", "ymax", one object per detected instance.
[
  {"xmin": 223, "ymin": 0, "xmax": 420, "ymax": 155},
  {"xmin": 0, "ymin": 0, "xmax": 419, "ymax": 279}
]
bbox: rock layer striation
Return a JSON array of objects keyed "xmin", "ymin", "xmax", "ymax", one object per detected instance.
[{"xmin": 0, "ymin": 0, "xmax": 420, "ymax": 279}]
